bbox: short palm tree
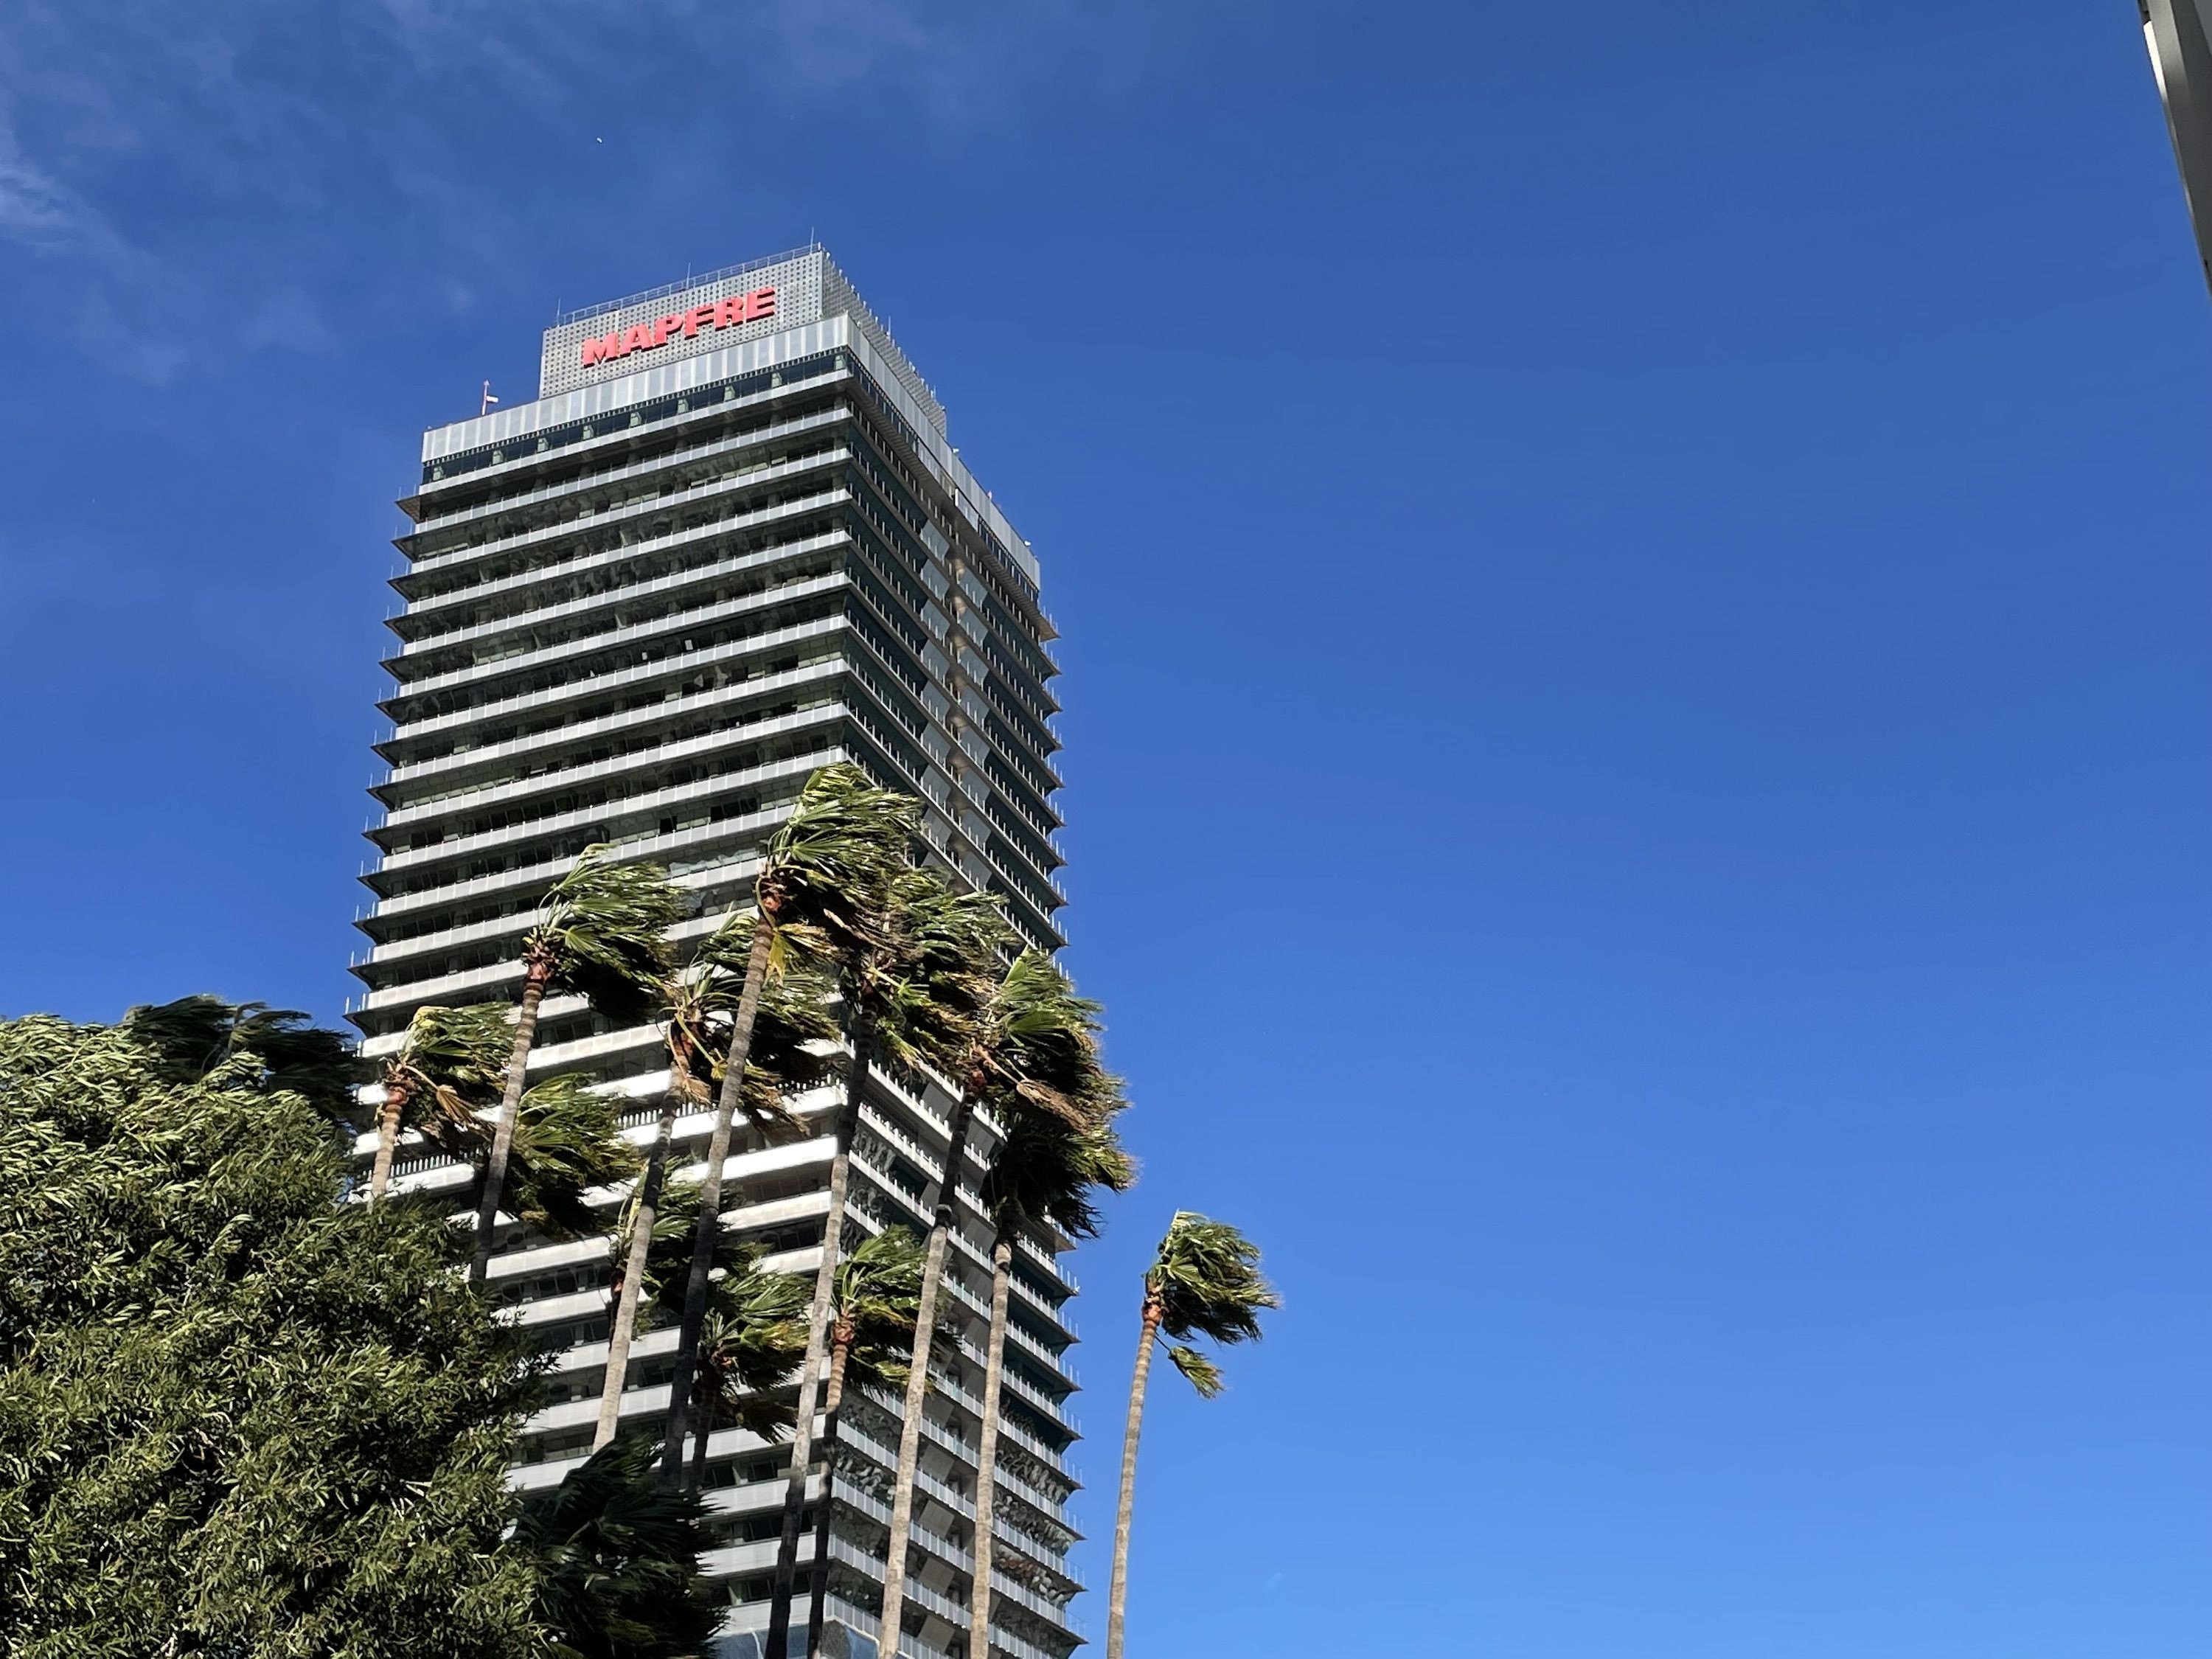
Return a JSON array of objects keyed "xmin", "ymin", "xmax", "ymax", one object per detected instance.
[
  {"xmin": 473, "ymin": 846, "xmax": 683, "ymax": 1281},
  {"xmin": 364, "ymin": 1002, "xmax": 510, "ymax": 1201},
  {"xmin": 661, "ymin": 765, "xmax": 917, "ymax": 1489},
  {"xmin": 797, "ymin": 1222, "xmax": 942, "ymax": 1658},
  {"xmin": 592, "ymin": 936, "xmax": 838, "ymax": 1453},
  {"xmin": 966, "ymin": 1097, "xmax": 1133, "ymax": 1659},
  {"xmin": 515, "ymin": 1430, "xmax": 719, "ymax": 1659},
  {"xmin": 1104, "ymin": 1213, "xmax": 1278, "ymax": 1659},
  {"xmin": 684, "ymin": 1262, "xmax": 813, "ymax": 1478}
]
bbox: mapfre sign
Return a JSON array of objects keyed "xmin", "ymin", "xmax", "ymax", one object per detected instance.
[{"xmin": 578, "ymin": 286, "xmax": 778, "ymax": 367}]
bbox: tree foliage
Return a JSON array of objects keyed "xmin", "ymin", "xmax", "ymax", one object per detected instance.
[
  {"xmin": 122, "ymin": 992, "xmax": 366, "ymax": 1130},
  {"xmin": 1144, "ymin": 1211, "xmax": 1279, "ymax": 1398},
  {"xmin": 0, "ymin": 1014, "xmax": 546, "ymax": 1658},
  {"xmin": 514, "ymin": 1434, "xmax": 718, "ymax": 1659}
]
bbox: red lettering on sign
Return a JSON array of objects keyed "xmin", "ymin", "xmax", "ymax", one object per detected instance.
[{"xmin": 576, "ymin": 286, "xmax": 780, "ymax": 368}]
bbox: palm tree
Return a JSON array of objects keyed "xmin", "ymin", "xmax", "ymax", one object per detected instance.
[
  {"xmin": 771, "ymin": 866, "xmax": 995, "ymax": 1658},
  {"xmin": 364, "ymin": 1002, "xmax": 510, "ymax": 1201},
  {"xmin": 684, "ymin": 1256, "xmax": 813, "ymax": 1488},
  {"xmin": 472, "ymin": 844, "xmax": 684, "ymax": 1283},
  {"xmin": 493, "ymin": 1073, "xmax": 644, "ymax": 1244},
  {"xmin": 881, "ymin": 947, "xmax": 1119, "ymax": 1659},
  {"xmin": 1104, "ymin": 1214, "xmax": 1279, "ymax": 1659},
  {"xmin": 592, "ymin": 933, "xmax": 838, "ymax": 1453},
  {"xmin": 661, "ymin": 765, "xmax": 917, "ymax": 1491},
  {"xmin": 966, "ymin": 1092, "xmax": 1133, "ymax": 1659},
  {"xmin": 515, "ymin": 1430, "xmax": 720, "ymax": 1659}
]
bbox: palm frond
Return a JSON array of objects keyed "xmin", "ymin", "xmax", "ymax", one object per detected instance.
[
  {"xmin": 514, "ymin": 1430, "xmax": 719, "ymax": 1658},
  {"xmin": 832, "ymin": 1224, "xmax": 932, "ymax": 1394},
  {"xmin": 392, "ymin": 1003, "xmax": 514, "ymax": 1158},
  {"xmin": 500, "ymin": 1072, "xmax": 640, "ymax": 1241},
  {"xmin": 529, "ymin": 845, "xmax": 686, "ymax": 1023},
  {"xmin": 690, "ymin": 1256, "xmax": 812, "ymax": 1443},
  {"xmin": 757, "ymin": 764, "xmax": 918, "ymax": 962},
  {"xmin": 1164, "ymin": 1344, "xmax": 1225, "ymax": 1399},
  {"xmin": 1149, "ymin": 1211, "xmax": 1279, "ymax": 1349}
]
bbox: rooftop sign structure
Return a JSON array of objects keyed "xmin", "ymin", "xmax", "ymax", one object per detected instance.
[{"xmin": 538, "ymin": 245, "xmax": 942, "ymax": 434}]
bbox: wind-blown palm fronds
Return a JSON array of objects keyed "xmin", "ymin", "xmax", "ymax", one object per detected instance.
[
  {"xmin": 684, "ymin": 1252, "xmax": 812, "ymax": 1478},
  {"xmin": 663, "ymin": 762, "xmax": 917, "ymax": 1531},
  {"xmin": 366, "ymin": 1003, "xmax": 510, "ymax": 1201},
  {"xmin": 1105, "ymin": 1214, "xmax": 1278, "ymax": 1659},
  {"xmin": 472, "ymin": 847, "xmax": 682, "ymax": 1281},
  {"xmin": 515, "ymin": 1431, "xmax": 718, "ymax": 1659},
  {"xmin": 592, "ymin": 931, "xmax": 841, "ymax": 1454},
  {"xmin": 493, "ymin": 1073, "xmax": 640, "ymax": 1243},
  {"xmin": 961, "ymin": 971, "xmax": 1134, "ymax": 1659}
]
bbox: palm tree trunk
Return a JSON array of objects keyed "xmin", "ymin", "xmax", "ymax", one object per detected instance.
[
  {"xmin": 366, "ymin": 1076, "xmax": 408, "ymax": 1202},
  {"xmin": 803, "ymin": 1332, "xmax": 855, "ymax": 1659},
  {"xmin": 688, "ymin": 1363, "xmax": 720, "ymax": 1490},
  {"xmin": 877, "ymin": 1093, "xmax": 977, "ymax": 1659},
  {"xmin": 470, "ymin": 963, "xmax": 549, "ymax": 1283},
  {"xmin": 1105, "ymin": 1299, "xmax": 1162, "ymax": 1659},
  {"xmin": 763, "ymin": 1020, "xmax": 869, "ymax": 1659},
  {"xmin": 659, "ymin": 910, "xmax": 779, "ymax": 1484},
  {"xmin": 965, "ymin": 1235, "xmax": 1014, "ymax": 1659},
  {"xmin": 594, "ymin": 1071, "xmax": 684, "ymax": 1451}
]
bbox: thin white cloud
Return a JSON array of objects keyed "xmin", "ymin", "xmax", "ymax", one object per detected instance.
[{"xmin": 0, "ymin": 0, "xmax": 1238, "ymax": 379}]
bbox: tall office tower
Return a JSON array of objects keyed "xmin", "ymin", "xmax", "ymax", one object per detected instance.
[
  {"xmin": 2143, "ymin": 0, "xmax": 2212, "ymax": 295},
  {"xmin": 349, "ymin": 246, "xmax": 1083, "ymax": 1659}
]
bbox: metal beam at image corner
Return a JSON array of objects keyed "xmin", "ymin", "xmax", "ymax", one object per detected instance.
[{"xmin": 2143, "ymin": 0, "xmax": 2212, "ymax": 296}]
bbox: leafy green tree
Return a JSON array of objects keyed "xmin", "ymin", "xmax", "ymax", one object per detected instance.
[
  {"xmin": 1104, "ymin": 1214, "xmax": 1279, "ymax": 1659},
  {"xmin": 515, "ymin": 1432, "xmax": 718, "ymax": 1659},
  {"xmin": 662, "ymin": 765, "xmax": 917, "ymax": 1498},
  {"xmin": 475, "ymin": 846, "xmax": 684, "ymax": 1281},
  {"xmin": 122, "ymin": 992, "xmax": 364, "ymax": 1127},
  {"xmin": 0, "ymin": 1012, "xmax": 543, "ymax": 1658},
  {"xmin": 593, "ymin": 924, "xmax": 838, "ymax": 1453}
]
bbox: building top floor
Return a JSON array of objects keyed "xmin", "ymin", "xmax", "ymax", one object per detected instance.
[{"xmin": 417, "ymin": 246, "xmax": 1040, "ymax": 588}]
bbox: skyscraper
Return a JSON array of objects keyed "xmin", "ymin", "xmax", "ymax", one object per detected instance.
[
  {"xmin": 2141, "ymin": 0, "xmax": 2212, "ymax": 295},
  {"xmin": 349, "ymin": 246, "xmax": 1085, "ymax": 1659}
]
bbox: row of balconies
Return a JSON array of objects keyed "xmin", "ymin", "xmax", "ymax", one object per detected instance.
[
  {"xmin": 401, "ymin": 408, "xmax": 849, "ymax": 585},
  {"xmin": 406, "ymin": 359, "xmax": 852, "ymax": 541},
  {"xmin": 393, "ymin": 469, "xmax": 851, "ymax": 656}
]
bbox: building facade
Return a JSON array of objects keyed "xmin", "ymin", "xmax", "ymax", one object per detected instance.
[
  {"xmin": 349, "ymin": 246, "xmax": 1085, "ymax": 1659},
  {"xmin": 2143, "ymin": 0, "xmax": 2212, "ymax": 296}
]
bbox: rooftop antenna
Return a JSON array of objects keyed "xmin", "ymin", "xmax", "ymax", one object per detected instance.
[{"xmin": 481, "ymin": 380, "xmax": 499, "ymax": 417}]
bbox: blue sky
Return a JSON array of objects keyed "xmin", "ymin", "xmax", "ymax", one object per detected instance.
[{"xmin": 2, "ymin": 2, "xmax": 2208, "ymax": 1655}]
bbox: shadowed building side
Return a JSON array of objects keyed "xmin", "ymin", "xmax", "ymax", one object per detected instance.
[{"xmin": 2143, "ymin": 0, "xmax": 2212, "ymax": 295}]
